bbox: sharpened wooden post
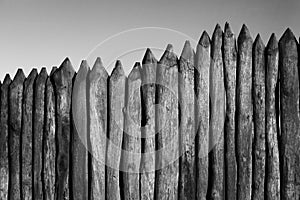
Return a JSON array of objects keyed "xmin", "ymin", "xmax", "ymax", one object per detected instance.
[
  {"xmin": 72, "ymin": 61, "xmax": 89, "ymax": 199},
  {"xmin": 223, "ymin": 22, "xmax": 237, "ymax": 200},
  {"xmin": 9, "ymin": 69, "xmax": 25, "ymax": 200},
  {"xmin": 122, "ymin": 62, "xmax": 142, "ymax": 200},
  {"xmin": 21, "ymin": 69, "xmax": 37, "ymax": 200},
  {"xmin": 179, "ymin": 40, "xmax": 196, "ymax": 200},
  {"xmin": 156, "ymin": 45, "xmax": 179, "ymax": 200},
  {"xmin": 44, "ymin": 67, "xmax": 57, "ymax": 200},
  {"xmin": 53, "ymin": 58, "xmax": 75, "ymax": 200},
  {"xmin": 236, "ymin": 24, "xmax": 253, "ymax": 200},
  {"xmin": 140, "ymin": 49, "xmax": 156, "ymax": 200},
  {"xmin": 279, "ymin": 28, "xmax": 300, "ymax": 199},
  {"xmin": 195, "ymin": 31, "xmax": 210, "ymax": 200},
  {"xmin": 0, "ymin": 75, "xmax": 11, "ymax": 200},
  {"xmin": 88, "ymin": 58, "xmax": 108, "ymax": 200},
  {"xmin": 208, "ymin": 24, "xmax": 225, "ymax": 200},
  {"xmin": 266, "ymin": 34, "xmax": 280, "ymax": 200},
  {"xmin": 106, "ymin": 60, "xmax": 126, "ymax": 200},
  {"xmin": 252, "ymin": 34, "xmax": 266, "ymax": 200}
]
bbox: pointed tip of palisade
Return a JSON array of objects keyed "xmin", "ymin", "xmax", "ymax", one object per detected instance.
[
  {"xmin": 111, "ymin": 60, "xmax": 125, "ymax": 77},
  {"xmin": 180, "ymin": 40, "xmax": 193, "ymax": 60},
  {"xmin": 279, "ymin": 28, "xmax": 296, "ymax": 43},
  {"xmin": 128, "ymin": 62, "xmax": 141, "ymax": 80},
  {"xmin": 166, "ymin": 44, "xmax": 173, "ymax": 52},
  {"xmin": 89, "ymin": 57, "xmax": 108, "ymax": 81},
  {"xmin": 238, "ymin": 24, "xmax": 252, "ymax": 42},
  {"xmin": 79, "ymin": 60, "xmax": 89, "ymax": 72},
  {"xmin": 28, "ymin": 68, "xmax": 38, "ymax": 78},
  {"xmin": 159, "ymin": 44, "xmax": 177, "ymax": 65},
  {"xmin": 3, "ymin": 74, "xmax": 12, "ymax": 85},
  {"xmin": 59, "ymin": 57, "xmax": 75, "ymax": 74},
  {"xmin": 142, "ymin": 48, "xmax": 157, "ymax": 64},
  {"xmin": 36, "ymin": 67, "xmax": 48, "ymax": 83},
  {"xmin": 224, "ymin": 22, "xmax": 234, "ymax": 36},
  {"xmin": 12, "ymin": 68, "xmax": 26, "ymax": 84},
  {"xmin": 213, "ymin": 23, "xmax": 222, "ymax": 34},
  {"xmin": 50, "ymin": 66, "xmax": 58, "ymax": 76},
  {"xmin": 199, "ymin": 31, "xmax": 210, "ymax": 48},
  {"xmin": 266, "ymin": 33, "xmax": 278, "ymax": 52},
  {"xmin": 254, "ymin": 34, "xmax": 265, "ymax": 49}
]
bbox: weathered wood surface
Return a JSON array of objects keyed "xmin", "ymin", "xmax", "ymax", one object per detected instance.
[
  {"xmin": 156, "ymin": 44, "xmax": 179, "ymax": 200},
  {"xmin": 208, "ymin": 24, "xmax": 225, "ymax": 200},
  {"xmin": 279, "ymin": 28, "xmax": 300, "ymax": 199},
  {"xmin": 21, "ymin": 69, "xmax": 37, "ymax": 200},
  {"xmin": 140, "ymin": 48, "xmax": 156, "ymax": 200},
  {"xmin": 122, "ymin": 62, "xmax": 142, "ymax": 200},
  {"xmin": 195, "ymin": 31, "xmax": 210, "ymax": 200},
  {"xmin": 252, "ymin": 34, "xmax": 266, "ymax": 200},
  {"xmin": 223, "ymin": 22, "xmax": 237, "ymax": 200},
  {"xmin": 88, "ymin": 57, "xmax": 108, "ymax": 200},
  {"xmin": 0, "ymin": 74, "xmax": 11, "ymax": 200},
  {"xmin": 178, "ymin": 40, "xmax": 196, "ymax": 200},
  {"xmin": 33, "ymin": 68, "xmax": 48, "ymax": 199},
  {"xmin": 44, "ymin": 66, "xmax": 57, "ymax": 200},
  {"xmin": 236, "ymin": 24, "xmax": 253, "ymax": 200},
  {"xmin": 266, "ymin": 34, "xmax": 280, "ymax": 200},
  {"xmin": 8, "ymin": 69, "xmax": 25, "ymax": 200},
  {"xmin": 72, "ymin": 61, "xmax": 89, "ymax": 199},
  {"xmin": 106, "ymin": 60, "xmax": 126, "ymax": 200},
  {"xmin": 53, "ymin": 58, "xmax": 75, "ymax": 200}
]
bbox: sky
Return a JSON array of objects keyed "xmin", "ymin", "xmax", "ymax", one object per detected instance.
[{"xmin": 0, "ymin": 0, "xmax": 299, "ymax": 80}]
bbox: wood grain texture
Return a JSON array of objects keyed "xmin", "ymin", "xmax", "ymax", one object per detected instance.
[
  {"xmin": 195, "ymin": 31, "xmax": 210, "ymax": 200},
  {"xmin": 236, "ymin": 24, "xmax": 253, "ymax": 200},
  {"xmin": 44, "ymin": 67, "xmax": 57, "ymax": 200},
  {"xmin": 140, "ymin": 49, "xmax": 156, "ymax": 200},
  {"xmin": 178, "ymin": 40, "xmax": 196, "ymax": 200},
  {"xmin": 223, "ymin": 22, "xmax": 237, "ymax": 200},
  {"xmin": 71, "ymin": 61, "xmax": 89, "ymax": 200},
  {"xmin": 122, "ymin": 62, "xmax": 142, "ymax": 200},
  {"xmin": 279, "ymin": 28, "xmax": 300, "ymax": 199},
  {"xmin": 21, "ymin": 69, "xmax": 37, "ymax": 200},
  {"xmin": 156, "ymin": 45, "xmax": 179, "ymax": 200},
  {"xmin": 8, "ymin": 69, "xmax": 26, "ymax": 200},
  {"xmin": 106, "ymin": 60, "xmax": 126, "ymax": 200},
  {"xmin": 266, "ymin": 34, "xmax": 280, "ymax": 200},
  {"xmin": 0, "ymin": 74, "xmax": 11, "ymax": 200},
  {"xmin": 53, "ymin": 58, "xmax": 75, "ymax": 200}
]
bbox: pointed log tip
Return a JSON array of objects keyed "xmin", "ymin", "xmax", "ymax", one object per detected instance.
[
  {"xmin": 59, "ymin": 57, "xmax": 75, "ymax": 74},
  {"xmin": 50, "ymin": 66, "xmax": 57, "ymax": 76},
  {"xmin": 254, "ymin": 34, "xmax": 265, "ymax": 49},
  {"xmin": 159, "ymin": 44, "xmax": 177, "ymax": 65},
  {"xmin": 199, "ymin": 31, "xmax": 210, "ymax": 47},
  {"xmin": 142, "ymin": 48, "xmax": 157, "ymax": 64},
  {"xmin": 166, "ymin": 44, "xmax": 173, "ymax": 52},
  {"xmin": 128, "ymin": 62, "xmax": 141, "ymax": 80},
  {"xmin": 213, "ymin": 23, "xmax": 222, "ymax": 36},
  {"xmin": 111, "ymin": 60, "xmax": 125, "ymax": 77},
  {"xmin": 13, "ymin": 68, "xmax": 26, "ymax": 82},
  {"xmin": 180, "ymin": 40, "xmax": 193, "ymax": 60},
  {"xmin": 238, "ymin": 24, "xmax": 252, "ymax": 40},
  {"xmin": 36, "ymin": 67, "xmax": 48, "ymax": 84},
  {"xmin": 28, "ymin": 68, "xmax": 38, "ymax": 78},
  {"xmin": 89, "ymin": 57, "xmax": 108, "ymax": 81},
  {"xmin": 267, "ymin": 33, "xmax": 278, "ymax": 51},
  {"xmin": 3, "ymin": 74, "xmax": 12, "ymax": 85},
  {"xmin": 79, "ymin": 60, "xmax": 90, "ymax": 72},
  {"xmin": 279, "ymin": 28, "xmax": 296, "ymax": 43},
  {"xmin": 224, "ymin": 22, "xmax": 234, "ymax": 37}
]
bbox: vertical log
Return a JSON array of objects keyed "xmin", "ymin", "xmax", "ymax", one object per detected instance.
[
  {"xmin": 156, "ymin": 44, "xmax": 179, "ymax": 200},
  {"xmin": 266, "ymin": 33, "xmax": 280, "ymax": 200},
  {"xmin": 236, "ymin": 24, "xmax": 253, "ymax": 200},
  {"xmin": 21, "ymin": 69, "xmax": 37, "ymax": 200},
  {"xmin": 44, "ymin": 67, "xmax": 57, "ymax": 200},
  {"xmin": 279, "ymin": 28, "xmax": 300, "ymax": 199},
  {"xmin": 8, "ymin": 69, "xmax": 25, "ymax": 200},
  {"xmin": 53, "ymin": 58, "xmax": 75, "ymax": 200},
  {"xmin": 106, "ymin": 60, "xmax": 126, "ymax": 200},
  {"xmin": 0, "ymin": 74, "xmax": 11, "ymax": 199},
  {"xmin": 140, "ymin": 49, "xmax": 156, "ymax": 200},
  {"xmin": 209, "ymin": 24, "xmax": 225, "ymax": 200},
  {"xmin": 33, "ymin": 68, "xmax": 48, "ymax": 199},
  {"xmin": 122, "ymin": 62, "xmax": 142, "ymax": 200},
  {"xmin": 88, "ymin": 58, "xmax": 108, "ymax": 200},
  {"xmin": 178, "ymin": 40, "xmax": 196, "ymax": 200},
  {"xmin": 195, "ymin": 31, "xmax": 210, "ymax": 200},
  {"xmin": 252, "ymin": 34, "xmax": 266, "ymax": 200},
  {"xmin": 71, "ymin": 61, "xmax": 89, "ymax": 199},
  {"xmin": 223, "ymin": 22, "xmax": 237, "ymax": 200}
]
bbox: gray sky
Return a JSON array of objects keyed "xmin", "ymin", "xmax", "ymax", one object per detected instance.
[{"xmin": 0, "ymin": 0, "xmax": 299, "ymax": 79}]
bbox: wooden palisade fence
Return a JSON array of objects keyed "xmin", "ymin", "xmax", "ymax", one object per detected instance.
[{"xmin": 0, "ymin": 23, "xmax": 299, "ymax": 200}]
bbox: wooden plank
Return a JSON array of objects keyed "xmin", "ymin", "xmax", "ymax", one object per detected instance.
[
  {"xmin": 0, "ymin": 74, "xmax": 11, "ymax": 200},
  {"xmin": 265, "ymin": 33, "xmax": 280, "ymax": 200},
  {"xmin": 155, "ymin": 44, "xmax": 179, "ymax": 200},
  {"xmin": 44, "ymin": 66, "xmax": 57, "ymax": 200},
  {"xmin": 122, "ymin": 62, "xmax": 142, "ymax": 200},
  {"xmin": 178, "ymin": 40, "xmax": 196, "ymax": 200},
  {"xmin": 140, "ymin": 48, "xmax": 156, "ymax": 200},
  {"xmin": 106, "ymin": 60, "xmax": 126, "ymax": 200},
  {"xmin": 236, "ymin": 24, "xmax": 253, "ymax": 200},
  {"xmin": 223, "ymin": 22, "xmax": 237, "ymax": 200},
  {"xmin": 21, "ymin": 69, "xmax": 37, "ymax": 200},
  {"xmin": 279, "ymin": 28, "xmax": 300, "ymax": 199},
  {"xmin": 88, "ymin": 58, "xmax": 108, "ymax": 200},
  {"xmin": 71, "ymin": 61, "xmax": 89, "ymax": 199},
  {"xmin": 195, "ymin": 31, "xmax": 210, "ymax": 200},
  {"xmin": 252, "ymin": 34, "xmax": 266, "ymax": 200},
  {"xmin": 8, "ymin": 69, "xmax": 26, "ymax": 200},
  {"xmin": 33, "ymin": 68, "xmax": 48, "ymax": 199},
  {"xmin": 208, "ymin": 24, "xmax": 225, "ymax": 200},
  {"xmin": 53, "ymin": 58, "xmax": 75, "ymax": 200}
]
